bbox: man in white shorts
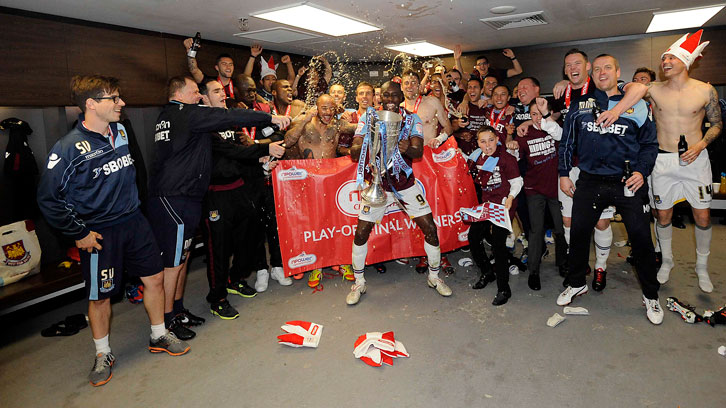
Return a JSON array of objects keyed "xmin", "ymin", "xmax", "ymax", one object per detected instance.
[
  {"xmin": 630, "ymin": 30, "xmax": 722, "ymax": 292},
  {"xmin": 346, "ymin": 80, "xmax": 452, "ymax": 305}
]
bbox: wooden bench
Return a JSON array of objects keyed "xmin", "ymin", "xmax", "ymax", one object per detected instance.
[{"xmin": 0, "ymin": 263, "xmax": 83, "ymax": 316}]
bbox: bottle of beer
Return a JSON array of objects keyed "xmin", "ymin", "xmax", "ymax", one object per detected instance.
[
  {"xmin": 187, "ymin": 32, "xmax": 202, "ymax": 58},
  {"xmin": 678, "ymin": 134, "xmax": 688, "ymax": 166},
  {"xmin": 623, "ymin": 160, "xmax": 634, "ymax": 197}
]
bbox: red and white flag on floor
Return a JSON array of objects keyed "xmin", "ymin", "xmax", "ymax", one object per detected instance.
[
  {"xmin": 459, "ymin": 202, "xmax": 513, "ymax": 232},
  {"xmin": 353, "ymin": 331, "xmax": 409, "ymax": 367}
]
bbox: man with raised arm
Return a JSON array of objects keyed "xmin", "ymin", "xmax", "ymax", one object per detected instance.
[{"xmin": 625, "ymin": 30, "xmax": 722, "ymax": 293}]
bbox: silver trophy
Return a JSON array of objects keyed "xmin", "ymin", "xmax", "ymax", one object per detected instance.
[{"xmin": 360, "ymin": 110, "xmax": 402, "ymax": 207}]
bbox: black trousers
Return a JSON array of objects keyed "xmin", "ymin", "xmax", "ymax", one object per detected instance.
[
  {"xmin": 526, "ymin": 194, "xmax": 566, "ymax": 273},
  {"xmin": 469, "ymin": 220, "xmax": 511, "ymax": 292},
  {"xmin": 568, "ymin": 172, "xmax": 659, "ymax": 299},
  {"xmin": 203, "ymin": 185, "xmax": 255, "ymax": 303},
  {"xmin": 231, "ymin": 177, "xmax": 283, "ymax": 277}
]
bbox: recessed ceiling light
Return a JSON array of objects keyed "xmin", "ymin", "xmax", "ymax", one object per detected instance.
[
  {"xmin": 385, "ymin": 41, "xmax": 453, "ymax": 57},
  {"xmin": 251, "ymin": 3, "xmax": 380, "ymax": 37},
  {"xmin": 490, "ymin": 6, "xmax": 516, "ymax": 14},
  {"xmin": 646, "ymin": 4, "xmax": 725, "ymax": 33}
]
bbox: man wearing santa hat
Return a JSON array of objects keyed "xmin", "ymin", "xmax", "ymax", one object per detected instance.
[{"xmin": 628, "ymin": 30, "xmax": 722, "ymax": 293}]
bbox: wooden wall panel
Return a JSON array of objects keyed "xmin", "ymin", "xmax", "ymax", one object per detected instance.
[
  {"xmin": 0, "ymin": 14, "xmax": 71, "ymax": 106},
  {"xmin": 65, "ymin": 25, "xmax": 167, "ymax": 106}
]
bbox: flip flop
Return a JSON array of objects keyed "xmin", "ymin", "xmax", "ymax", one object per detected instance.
[
  {"xmin": 41, "ymin": 322, "xmax": 80, "ymax": 337},
  {"xmin": 65, "ymin": 314, "xmax": 88, "ymax": 331}
]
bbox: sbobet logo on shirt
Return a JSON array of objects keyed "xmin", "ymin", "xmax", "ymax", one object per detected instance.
[
  {"xmin": 278, "ymin": 166, "xmax": 308, "ymax": 181},
  {"xmin": 288, "ymin": 252, "xmax": 317, "ymax": 269},
  {"xmin": 335, "ymin": 179, "xmax": 426, "ymax": 218}
]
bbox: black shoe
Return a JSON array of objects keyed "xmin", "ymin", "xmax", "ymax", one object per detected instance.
[
  {"xmin": 473, "ymin": 273, "xmax": 496, "ymax": 290},
  {"xmin": 626, "ymin": 253, "xmax": 635, "ymax": 266},
  {"xmin": 592, "ymin": 268, "xmax": 607, "ymax": 292},
  {"xmin": 210, "ymin": 299, "xmax": 239, "ymax": 320},
  {"xmin": 168, "ymin": 316, "xmax": 196, "ymax": 340},
  {"xmin": 492, "ymin": 290, "xmax": 511, "ymax": 306},
  {"xmin": 375, "ymin": 263, "xmax": 387, "ymax": 273},
  {"xmin": 177, "ymin": 308, "xmax": 205, "ymax": 327},
  {"xmin": 654, "ymin": 251, "xmax": 662, "ymax": 268},
  {"xmin": 528, "ymin": 272, "xmax": 541, "ymax": 291},
  {"xmin": 227, "ymin": 280, "xmax": 257, "ymax": 298}
]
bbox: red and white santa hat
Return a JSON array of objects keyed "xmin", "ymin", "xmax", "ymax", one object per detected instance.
[
  {"xmin": 661, "ymin": 29, "xmax": 709, "ymax": 70},
  {"xmin": 260, "ymin": 56, "xmax": 278, "ymax": 79}
]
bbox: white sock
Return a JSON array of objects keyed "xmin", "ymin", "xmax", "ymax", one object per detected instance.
[
  {"xmin": 652, "ymin": 223, "xmax": 661, "ymax": 252},
  {"xmin": 424, "ymin": 241, "xmax": 441, "ymax": 279},
  {"xmin": 563, "ymin": 226, "xmax": 571, "ymax": 246},
  {"xmin": 657, "ymin": 222, "xmax": 673, "ymax": 262},
  {"xmin": 352, "ymin": 243, "xmax": 368, "ymax": 284},
  {"xmin": 656, "ymin": 222, "xmax": 674, "ymax": 283},
  {"xmin": 694, "ymin": 224, "xmax": 712, "ymax": 265},
  {"xmin": 593, "ymin": 226, "xmax": 612, "ymax": 270},
  {"xmin": 150, "ymin": 323, "xmax": 166, "ymax": 340},
  {"xmin": 93, "ymin": 334, "xmax": 111, "ymax": 355},
  {"xmin": 695, "ymin": 224, "xmax": 713, "ymax": 292}
]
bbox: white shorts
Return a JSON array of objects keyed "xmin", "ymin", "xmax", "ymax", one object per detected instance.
[
  {"xmin": 559, "ymin": 166, "xmax": 615, "ymax": 219},
  {"xmin": 649, "ymin": 150, "xmax": 712, "ymax": 210},
  {"xmin": 358, "ymin": 183, "xmax": 432, "ymax": 223}
]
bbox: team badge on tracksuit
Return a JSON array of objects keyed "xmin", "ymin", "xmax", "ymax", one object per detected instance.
[{"xmin": 209, "ymin": 210, "xmax": 220, "ymax": 221}]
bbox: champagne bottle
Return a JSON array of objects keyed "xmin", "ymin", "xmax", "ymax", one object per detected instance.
[
  {"xmin": 623, "ymin": 160, "xmax": 634, "ymax": 197},
  {"xmin": 187, "ymin": 32, "xmax": 202, "ymax": 58},
  {"xmin": 678, "ymin": 135, "xmax": 688, "ymax": 166}
]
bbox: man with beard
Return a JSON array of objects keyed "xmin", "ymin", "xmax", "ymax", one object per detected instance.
[
  {"xmin": 285, "ymin": 94, "xmax": 357, "ymax": 286},
  {"xmin": 626, "ymin": 31, "xmax": 722, "ymax": 293},
  {"xmin": 557, "ymin": 54, "xmax": 662, "ymax": 325},
  {"xmin": 198, "ymin": 78, "xmax": 285, "ymax": 318},
  {"xmin": 346, "ymin": 80, "xmax": 452, "ymax": 305},
  {"xmin": 285, "ymin": 94, "xmax": 356, "ymax": 160},
  {"xmin": 184, "ymin": 38, "xmax": 236, "ymax": 100}
]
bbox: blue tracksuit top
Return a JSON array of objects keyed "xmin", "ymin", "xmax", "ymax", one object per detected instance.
[
  {"xmin": 37, "ymin": 115, "xmax": 139, "ymax": 240},
  {"xmin": 558, "ymin": 88, "xmax": 658, "ymax": 178}
]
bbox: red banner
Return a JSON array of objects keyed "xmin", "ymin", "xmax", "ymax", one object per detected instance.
[{"xmin": 273, "ymin": 138, "xmax": 479, "ymax": 275}]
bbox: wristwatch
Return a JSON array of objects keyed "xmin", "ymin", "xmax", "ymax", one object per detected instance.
[{"xmin": 542, "ymin": 111, "xmax": 551, "ymax": 119}]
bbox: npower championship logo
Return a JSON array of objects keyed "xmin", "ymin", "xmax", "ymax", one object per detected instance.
[
  {"xmin": 278, "ymin": 166, "xmax": 308, "ymax": 181},
  {"xmin": 288, "ymin": 252, "xmax": 317, "ymax": 269},
  {"xmin": 432, "ymin": 148, "xmax": 457, "ymax": 164},
  {"xmin": 335, "ymin": 180, "xmax": 426, "ymax": 218},
  {"xmin": 458, "ymin": 228, "xmax": 470, "ymax": 242}
]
